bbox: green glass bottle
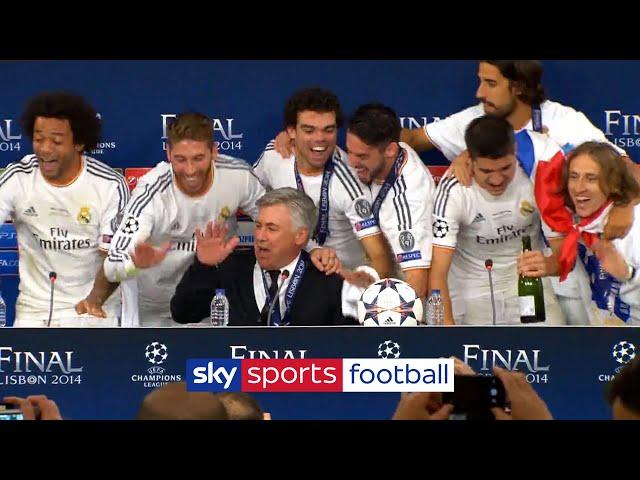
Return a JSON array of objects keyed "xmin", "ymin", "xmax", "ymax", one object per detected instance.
[{"xmin": 518, "ymin": 235, "xmax": 546, "ymax": 323}]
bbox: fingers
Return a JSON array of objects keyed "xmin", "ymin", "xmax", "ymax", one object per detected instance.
[
  {"xmin": 430, "ymin": 403, "xmax": 454, "ymax": 420},
  {"xmin": 451, "ymin": 151, "xmax": 472, "ymax": 187},
  {"xmin": 275, "ymin": 130, "xmax": 294, "ymax": 157},
  {"xmin": 493, "ymin": 366, "xmax": 526, "ymax": 400},
  {"xmin": 75, "ymin": 300, "xmax": 107, "ymax": 318},
  {"xmin": 206, "ymin": 220, "xmax": 216, "ymax": 239},
  {"xmin": 324, "ymin": 256, "xmax": 341, "ymax": 275},
  {"xmin": 26, "ymin": 395, "xmax": 62, "ymax": 420},
  {"xmin": 491, "ymin": 407, "xmax": 512, "ymax": 420},
  {"xmin": 3, "ymin": 396, "xmax": 36, "ymax": 420},
  {"xmin": 317, "ymin": 248, "xmax": 340, "ymax": 275},
  {"xmin": 452, "ymin": 356, "xmax": 476, "ymax": 376},
  {"xmin": 392, "ymin": 392, "xmax": 451, "ymax": 420},
  {"xmin": 354, "ymin": 272, "xmax": 375, "ymax": 288},
  {"xmin": 88, "ymin": 305, "xmax": 107, "ymax": 318},
  {"xmin": 517, "ymin": 251, "xmax": 546, "ymax": 276},
  {"xmin": 75, "ymin": 300, "xmax": 88, "ymax": 315},
  {"xmin": 310, "ymin": 248, "xmax": 337, "ymax": 273},
  {"xmin": 339, "ymin": 269, "xmax": 374, "ymax": 289},
  {"xmin": 224, "ymin": 236, "xmax": 241, "ymax": 254}
]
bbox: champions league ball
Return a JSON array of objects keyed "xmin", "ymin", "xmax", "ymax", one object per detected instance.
[{"xmin": 358, "ymin": 278, "xmax": 423, "ymax": 326}]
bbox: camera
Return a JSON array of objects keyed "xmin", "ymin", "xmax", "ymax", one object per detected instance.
[
  {"xmin": 0, "ymin": 402, "xmax": 24, "ymax": 420},
  {"xmin": 442, "ymin": 375, "xmax": 507, "ymax": 420}
]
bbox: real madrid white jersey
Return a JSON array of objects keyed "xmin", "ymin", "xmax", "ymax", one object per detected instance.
[
  {"xmin": 424, "ymin": 100, "xmax": 626, "ymax": 161},
  {"xmin": 575, "ymin": 203, "xmax": 640, "ymax": 326},
  {"xmin": 432, "ymin": 166, "xmax": 565, "ymax": 325},
  {"xmin": 104, "ymin": 155, "xmax": 265, "ymax": 326},
  {"xmin": 253, "ymin": 143, "xmax": 380, "ymax": 269},
  {"xmin": 355, "ymin": 142, "xmax": 435, "ymax": 270},
  {"xmin": 0, "ymin": 154, "xmax": 129, "ymax": 325},
  {"xmin": 433, "ymin": 166, "xmax": 555, "ymax": 293}
]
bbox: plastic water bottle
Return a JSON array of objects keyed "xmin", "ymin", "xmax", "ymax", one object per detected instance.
[
  {"xmin": 0, "ymin": 291, "xmax": 6, "ymax": 327},
  {"xmin": 210, "ymin": 289, "xmax": 229, "ymax": 326},
  {"xmin": 427, "ymin": 289, "xmax": 444, "ymax": 326}
]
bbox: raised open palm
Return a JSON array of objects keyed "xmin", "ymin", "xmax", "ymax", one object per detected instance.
[{"xmin": 195, "ymin": 221, "xmax": 240, "ymax": 266}]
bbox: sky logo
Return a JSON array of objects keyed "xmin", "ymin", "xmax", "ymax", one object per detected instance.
[{"xmin": 186, "ymin": 359, "xmax": 241, "ymax": 392}]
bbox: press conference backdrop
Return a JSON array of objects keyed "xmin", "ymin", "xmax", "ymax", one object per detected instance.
[
  {"xmin": 0, "ymin": 60, "xmax": 638, "ymax": 326},
  {"xmin": 0, "ymin": 327, "xmax": 638, "ymax": 419}
]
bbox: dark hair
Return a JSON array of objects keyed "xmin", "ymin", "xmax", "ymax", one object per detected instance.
[
  {"xmin": 465, "ymin": 115, "xmax": 515, "ymax": 159},
  {"xmin": 217, "ymin": 392, "xmax": 264, "ymax": 420},
  {"xmin": 283, "ymin": 87, "xmax": 343, "ymax": 129},
  {"xmin": 166, "ymin": 111, "xmax": 214, "ymax": 149},
  {"xmin": 347, "ymin": 102, "xmax": 400, "ymax": 147},
  {"xmin": 561, "ymin": 141, "xmax": 640, "ymax": 210},
  {"xmin": 20, "ymin": 91, "xmax": 101, "ymax": 152},
  {"xmin": 607, "ymin": 355, "xmax": 640, "ymax": 415},
  {"xmin": 481, "ymin": 60, "xmax": 546, "ymax": 105}
]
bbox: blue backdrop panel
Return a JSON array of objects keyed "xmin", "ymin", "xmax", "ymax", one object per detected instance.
[
  {"xmin": 0, "ymin": 327, "xmax": 637, "ymax": 420},
  {"xmin": 0, "ymin": 60, "xmax": 637, "ymax": 327}
]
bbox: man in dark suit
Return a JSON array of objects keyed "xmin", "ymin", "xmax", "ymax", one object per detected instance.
[{"xmin": 171, "ymin": 187, "xmax": 375, "ymax": 326}]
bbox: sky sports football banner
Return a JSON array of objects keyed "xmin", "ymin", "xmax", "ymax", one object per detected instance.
[
  {"xmin": 0, "ymin": 327, "xmax": 638, "ymax": 419},
  {"xmin": 186, "ymin": 358, "xmax": 454, "ymax": 393}
]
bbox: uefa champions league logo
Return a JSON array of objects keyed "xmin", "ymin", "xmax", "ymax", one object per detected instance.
[
  {"xmin": 612, "ymin": 341, "xmax": 636, "ymax": 367},
  {"xmin": 129, "ymin": 342, "xmax": 182, "ymax": 388},
  {"xmin": 597, "ymin": 341, "xmax": 637, "ymax": 382},
  {"xmin": 377, "ymin": 340, "xmax": 401, "ymax": 359},
  {"xmin": 145, "ymin": 342, "xmax": 168, "ymax": 366}
]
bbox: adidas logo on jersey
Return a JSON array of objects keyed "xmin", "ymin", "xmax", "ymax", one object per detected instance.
[
  {"xmin": 472, "ymin": 212, "xmax": 485, "ymax": 223},
  {"xmin": 23, "ymin": 206, "xmax": 38, "ymax": 217}
]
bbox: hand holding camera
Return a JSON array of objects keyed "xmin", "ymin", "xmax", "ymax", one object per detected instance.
[{"xmin": 1, "ymin": 395, "xmax": 62, "ymax": 420}]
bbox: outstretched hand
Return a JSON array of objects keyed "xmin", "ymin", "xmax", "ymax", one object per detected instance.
[
  {"xmin": 339, "ymin": 268, "xmax": 376, "ymax": 289},
  {"xmin": 132, "ymin": 241, "xmax": 171, "ymax": 269},
  {"xmin": 195, "ymin": 221, "xmax": 239, "ymax": 266}
]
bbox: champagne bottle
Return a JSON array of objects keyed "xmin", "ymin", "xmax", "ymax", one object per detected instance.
[{"xmin": 518, "ymin": 235, "xmax": 546, "ymax": 323}]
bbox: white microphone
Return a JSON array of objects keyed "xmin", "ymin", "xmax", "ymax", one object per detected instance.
[
  {"xmin": 266, "ymin": 270, "xmax": 290, "ymax": 327},
  {"xmin": 484, "ymin": 260, "xmax": 497, "ymax": 326},
  {"xmin": 46, "ymin": 271, "xmax": 57, "ymax": 328}
]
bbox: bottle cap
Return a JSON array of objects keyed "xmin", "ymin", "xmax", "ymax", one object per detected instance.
[{"xmin": 215, "ymin": 289, "xmax": 225, "ymax": 295}]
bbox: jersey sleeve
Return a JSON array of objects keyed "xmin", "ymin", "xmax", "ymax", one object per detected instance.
[
  {"xmin": 251, "ymin": 140, "xmax": 276, "ymax": 189},
  {"xmin": 239, "ymin": 168, "xmax": 266, "ymax": 220},
  {"xmin": 560, "ymin": 107, "xmax": 627, "ymax": 156},
  {"xmin": 103, "ymin": 175, "xmax": 164, "ymax": 282},
  {"xmin": 385, "ymin": 173, "xmax": 434, "ymax": 270},
  {"xmin": 432, "ymin": 176, "xmax": 465, "ymax": 250},
  {"xmin": 98, "ymin": 173, "xmax": 131, "ymax": 251},
  {"xmin": 424, "ymin": 106, "xmax": 478, "ymax": 161}
]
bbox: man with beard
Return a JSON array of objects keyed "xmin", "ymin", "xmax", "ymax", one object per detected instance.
[
  {"xmin": 253, "ymin": 88, "xmax": 394, "ymax": 277},
  {"xmin": 402, "ymin": 60, "xmax": 639, "ymax": 324}
]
